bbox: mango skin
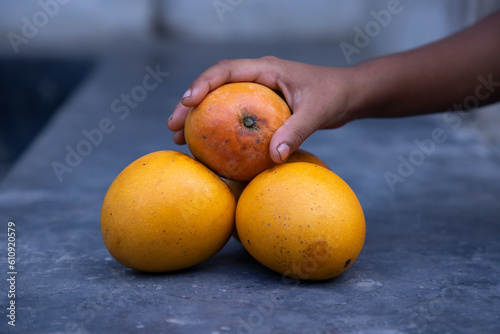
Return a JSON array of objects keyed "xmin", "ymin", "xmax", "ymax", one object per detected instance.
[
  {"xmin": 236, "ymin": 162, "xmax": 365, "ymax": 281},
  {"xmin": 285, "ymin": 148, "xmax": 330, "ymax": 169},
  {"xmin": 100, "ymin": 150, "xmax": 236, "ymax": 273},
  {"xmin": 227, "ymin": 148, "xmax": 329, "ymax": 243},
  {"xmin": 184, "ymin": 82, "xmax": 291, "ymax": 181}
]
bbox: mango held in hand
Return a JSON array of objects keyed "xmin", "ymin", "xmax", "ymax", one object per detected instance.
[
  {"xmin": 236, "ymin": 162, "xmax": 365, "ymax": 281},
  {"xmin": 184, "ymin": 82, "xmax": 291, "ymax": 182},
  {"xmin": 100, "ymin": 151, "xmax": 236, "ymax": 273}
]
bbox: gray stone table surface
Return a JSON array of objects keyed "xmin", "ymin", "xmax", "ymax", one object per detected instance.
[{"xmin": 1, "ymin": 41, "xmax": 499, "ymax": 334}]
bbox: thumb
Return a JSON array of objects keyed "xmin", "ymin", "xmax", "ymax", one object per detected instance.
[{"xmin": 269, "ymin": 111, "xmax": 318, "ymax": 164}]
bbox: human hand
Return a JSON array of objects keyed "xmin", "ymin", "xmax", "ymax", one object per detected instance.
[{"xmin": 168, "ymin": 56, "xmax": 358, "ymax": 163}]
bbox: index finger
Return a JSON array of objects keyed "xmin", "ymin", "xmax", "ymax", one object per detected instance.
[{"xmin": 180, "ymin": 56, "xmax": 283, "ymax": 107}]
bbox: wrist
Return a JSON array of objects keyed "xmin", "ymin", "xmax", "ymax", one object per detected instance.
[
  {"xmin": 341, "ymin": 63, "xmax": 374, "ymax": 122},
  {"xmin": 347, "ymin": 55, "xmax": 403, "ymax": 120}
]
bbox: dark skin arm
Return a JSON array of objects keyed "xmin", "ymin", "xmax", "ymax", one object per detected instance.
[{"xmin": 168, "ymin": 11, "xmax": 500, "ymax": 163}]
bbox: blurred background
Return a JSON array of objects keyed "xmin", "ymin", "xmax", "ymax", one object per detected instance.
[{"xmin": 0, "ymin": 0, "xmax": 499, "ymax": 181}]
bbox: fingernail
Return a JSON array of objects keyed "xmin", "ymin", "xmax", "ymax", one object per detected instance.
[
  {"xmin": 182, "ymin": 88, "xmax": 192, "ymax": 100},
  {"xmin": 276, "ymin": 143, "xmax": 290, "ymax": 162},
  {"xmin": 168, "ymin": 114, "xmax": 173, "ymax": 122}
]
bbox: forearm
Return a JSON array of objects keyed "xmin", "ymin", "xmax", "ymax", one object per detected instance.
[{"xmin": 350, "ymin": 10, "xmax": 500, "ymax": 120}]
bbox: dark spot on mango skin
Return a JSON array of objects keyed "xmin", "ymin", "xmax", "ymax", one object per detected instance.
[
  {"xmin": 308, "ymin": 241, "xmax": 329, "ymax": 262},
  {"xmin": 299, "ymin": 241, "xmax": 330, "ymax": 275},
  {"xmin": 255, "ymin": 115, "xmax": 269, "ymax": 128},
  {"xmin": 344, "ymin": 259, "xmax": 351, "ymax": 268}
]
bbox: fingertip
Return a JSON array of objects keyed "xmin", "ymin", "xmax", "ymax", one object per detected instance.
[
  {"xmin": 168, "ymin": 102, "xmax": 191, "ymax": 132},
  {"xmin": 181, "ymin": 88, "xmax": 192, "ymax": 100},
  {"xmin": 167, "ymin": 113, "xmax": 175, "ymax": 131},
  {"xmin": 180, "ymin": 86, "xmax": 204, "ymax": 107},
  {"xmin": 275, "ymin": 143, "xmax": 290, "ymax": 163},
  {"xmin": 180, "ymin": 87, "xmax": 197, "ymax": 107},
  {"xmin": 269, "ymin": 124, "xmax": 293, "ymax": 163},
  {"xmin": 269, "ymin": 114, "xmax": 314, "ymax": 164},
  {"xmin": 172, "ymin": 130, "xmax": 186, "ymax": 145}
]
